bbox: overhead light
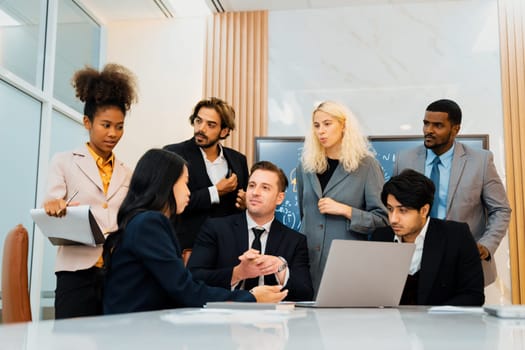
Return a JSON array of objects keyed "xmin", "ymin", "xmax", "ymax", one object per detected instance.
[
  {"xmin": 0, "ymin": 8, "xmax": 21, "ymax": 26},
  {"xmin": 166, "ymin": 0, "xmax": 212, "ymax": 17},
  {"xmin": 209, "ymin": 0, "xmax": 225, "ymax": 13},
  {"xmin": 154, "ymin": 0, "xmax": 174, "ymax": 18}
]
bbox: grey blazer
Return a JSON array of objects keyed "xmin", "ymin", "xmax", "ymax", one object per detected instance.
[
  {"xmin": 393, "ymin": 142, "xmax": 511, "ymax": 284},
  {"xmin": 296, "ymin": 155, "xmax": 388, "ymax": 293}
]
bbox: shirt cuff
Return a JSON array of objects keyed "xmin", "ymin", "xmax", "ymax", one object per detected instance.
[
  {"xmin": 275, "ymin": 268, "xmax": 290, "ymax": 286},
  {"xmin": 208, "ymin": 186, "xmax": 220, "ymax": 204},
  {"xmin": 231, "ymin": 281, "xmax": 241, "ymax": 291}
]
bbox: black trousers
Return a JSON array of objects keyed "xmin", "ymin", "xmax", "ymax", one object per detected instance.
[{"xmin": 55, "ymin": 267, "xmax": 104, "ymax": 319}]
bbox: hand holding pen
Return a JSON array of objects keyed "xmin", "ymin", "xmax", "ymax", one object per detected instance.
[{"xmin": 43, "ymin": 190, "xmax": 79, "ymax": 217}]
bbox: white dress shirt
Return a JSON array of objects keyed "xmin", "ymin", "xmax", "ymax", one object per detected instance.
[
  {"xmin": 199, "ymin": 145, "xmax": 229, "ymax": 204},
  {"xmin": 232, "ymin": 212, "xmax": 290, "ymax": 290},
  {"xmin": 395, "ymin": 217, "xmax": 430, "ymax": 275}
]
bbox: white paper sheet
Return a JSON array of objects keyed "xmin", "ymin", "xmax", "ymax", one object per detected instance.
[{"xmin": 30, "ymin": 205, "xmax": 104, "ymax": 246}]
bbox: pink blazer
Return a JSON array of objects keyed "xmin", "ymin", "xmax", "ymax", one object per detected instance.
[{"xmin": 44, "ymin": 145, "xmax": 131, "ymax": 272}]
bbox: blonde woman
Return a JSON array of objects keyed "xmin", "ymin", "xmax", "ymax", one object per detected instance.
[{"xmin": 296, "ymin": 101, "xmax": 388, "ymax": 292}]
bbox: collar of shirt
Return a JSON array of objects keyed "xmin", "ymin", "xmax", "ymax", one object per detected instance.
[
  {"xmin": 86, "ymin": 142, "xmax": 114, "ymax": 167},
  {"xmin": 86, "ymin": 143, "xmax": 114, "ymax": 195},
  {"xmin": 245, "ymin": 212, "xmax": 273, "ymax": 253},
  {"xmin": 395, "ymin": 216, "xmax": 430, "ymax": 275},
  {"xmin": 199, "ymin": 144, "xmax": 228, "ymax": 185},
  {"xmin": 425, "ymin": 143, "xmax": 455, "ymax": 169},
  {"xmin": 199, "ymin": 143, "xmax": 226, "ymax": 163}
]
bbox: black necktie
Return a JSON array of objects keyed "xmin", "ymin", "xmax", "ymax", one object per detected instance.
[
  {"xmin": 251, "ymin": 227, "xmax": 264, "ymax": 252},
  {"xmin": 430, "ymin": 156, "xmax": 441, "ymax": 218},
  {"xmin": 244, "ymin": 227, "xmax": 265, "ymax": 290}
]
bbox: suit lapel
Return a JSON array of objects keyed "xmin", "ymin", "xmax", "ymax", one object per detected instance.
[
  {"xmin": 446, "ymin": 143, "xmax": 467, "ymax": 215},
  {"xmin": 415, "ymin": 146, "xmax": 426, "ymax": 173},
  {"xmin": 72, "ymin": 148, "xmax": 104, "ymax": 193},
  {"xmin": 187, "ymin": 139, "xmax": 213, "ymax": 187},
  {"xmin": 107, "ymin": 158, "xmax": 127, "ymax": 198},
  {"xmin": 222, "ymin": 148, "xmax": 239, "ymax": 177},
  {"xmin": 323, "ymin": 163, "xmax": 350, "ymax": 195},
  {"xmin": 235, "ymin": 214, "xmax": 250, "ymax": 256},
  {"xmin": 263, "ymin": 220, "xmax": 285, "ymax": 285},
  {"xmin": 265, "ymin": 220, "xmax": 284, "ymax": 255},
  {"xmin": 306, "ymin": 172, "xmax": 323, "ymax": 198},
  {"xmin": 418, "ymin": 219, "xmax": 445, "ymax": 304}
]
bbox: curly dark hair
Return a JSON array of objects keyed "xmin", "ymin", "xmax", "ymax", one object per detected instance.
[{"xmin": 72, "ymin": 63, "xmax": 138, "ymax": 121}]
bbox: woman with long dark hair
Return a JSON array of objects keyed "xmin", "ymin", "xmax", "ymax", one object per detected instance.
[{"xmin": 103, "ymin": 149, "xmax": 286, "ymax": 314}]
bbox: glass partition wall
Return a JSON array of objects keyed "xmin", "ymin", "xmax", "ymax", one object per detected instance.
[{"xmin": 0, "ymin": 0, "xmax": 102, "ymax": 321}]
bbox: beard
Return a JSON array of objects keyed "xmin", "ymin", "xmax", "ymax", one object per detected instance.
[
  {"xmin": 194, "ymin": 132, "xmax": 220, "ymax": 149},
  {"xmin": 423, "ymin": 134, "xmax": 452, "ymax": 150}
]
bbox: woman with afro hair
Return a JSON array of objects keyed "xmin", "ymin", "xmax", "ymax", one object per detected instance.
[{"xmin": 42, "ymin": 63, "xmax": 138, "ymax": 318}]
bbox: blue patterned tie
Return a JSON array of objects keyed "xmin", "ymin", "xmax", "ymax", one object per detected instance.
[{"xmin": 430, "ymin": 157, "xmax": 441, "ymax": 218}]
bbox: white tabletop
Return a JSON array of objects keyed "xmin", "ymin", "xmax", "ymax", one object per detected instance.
[{"xmin": 1, "ymin": 306, "xmax": 523, "ymax": 349}]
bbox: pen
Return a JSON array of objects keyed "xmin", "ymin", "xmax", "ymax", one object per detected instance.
[{"xmin": 57, "ymin": 190, "xmax": 79, "ymax": 215}]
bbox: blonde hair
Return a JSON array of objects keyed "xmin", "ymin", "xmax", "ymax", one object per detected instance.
[{"xmin": 301, "ymin": 101, "xmax": 374, "ymax": 173}]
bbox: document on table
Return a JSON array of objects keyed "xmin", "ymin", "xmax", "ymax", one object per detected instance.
[
  {"xmin": 30, "ymin": 205, "xmax": 105, "ymax": 246},
  {"xmin": 205, "ymin": 302, "xmax": 295, "ymax": 310},
  {"xmin": 427, "ymin": 306, "xmax": 485, "ymax": 314}
]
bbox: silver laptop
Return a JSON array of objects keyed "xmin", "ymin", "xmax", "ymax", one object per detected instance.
[{"xmin": 297, "ymin": 239, "xmax": 415, "ymax": 308}]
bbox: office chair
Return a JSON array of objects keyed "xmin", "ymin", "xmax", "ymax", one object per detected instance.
[{"xmin": 2, "ymin": 224, "xmax": 32, "ymax": 323}]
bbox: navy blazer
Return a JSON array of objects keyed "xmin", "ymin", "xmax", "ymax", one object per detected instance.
[
  {"xmin": 103, "ymin": 211, "xmax": 254, "ymax": 315},
  {"xmin": 370, "ymin": 219, "xmax": 484, "ymax": 306},
  {"xmin": 188, "ymin": 213, "xmax": 314, "ymax": 301},
  {"xmin": 164, "ymin": 138, "xmax": 248, "ymax": 249}
]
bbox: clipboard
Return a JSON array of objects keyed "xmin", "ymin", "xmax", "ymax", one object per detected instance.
[{"xmin": 30, "ymin": 205, "xmax": 105, "ymax": 246}]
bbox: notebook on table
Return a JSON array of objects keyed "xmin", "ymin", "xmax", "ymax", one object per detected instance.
[
  {"xmin": 484, "ymin": 305, "xmax": 525, "ymax": 319},
  {"xmin": 297, "ymin": 239, "xmax": 415, "ymax": 308}
]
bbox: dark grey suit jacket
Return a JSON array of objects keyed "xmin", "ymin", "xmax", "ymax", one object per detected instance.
[
  {"xmin": 371, "ymin": 219, "xmax": 485, "ymax": 306},
  {"xmin": 187, "ymin": 213, "xmax": 314, "ymax": 301},
  {"xmin": 164, "ymin": 138, "xmax": 248, "ymax": 249},
  {"xmin": 393, "ymin": 142, "xmax": 511, "ymax": 284}
]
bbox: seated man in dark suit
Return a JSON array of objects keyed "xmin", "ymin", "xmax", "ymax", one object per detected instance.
[
  {"xmin": 188, "ymin": 161, "xmax": 314, "ymax": 301},
  {"xmin": 371, "ymin": 169, "xmax": 484, "ymax": 306}
]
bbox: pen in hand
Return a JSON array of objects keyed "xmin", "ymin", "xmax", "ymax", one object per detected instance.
[{"xmin": 57, "ymin": 190, "xmax": 79, "ymax": 216}]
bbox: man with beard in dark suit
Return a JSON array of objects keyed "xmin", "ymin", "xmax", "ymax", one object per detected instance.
[{"xmin": 164, "ymin": 98, "xmax": 248, "ymax": 249}]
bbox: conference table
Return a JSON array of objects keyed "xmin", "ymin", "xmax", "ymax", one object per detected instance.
[{"xmin": 1, "ymin": 306, "xmax": 524, "ymax": 349}]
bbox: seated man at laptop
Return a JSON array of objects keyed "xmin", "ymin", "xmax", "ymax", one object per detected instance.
[
  {"xmin": 188, "ymin": 161, "xmax": 314, "ymax": 301},
  {"xmin": 371, "ymin": 169, "xmax": 484, "ymax": 306}
]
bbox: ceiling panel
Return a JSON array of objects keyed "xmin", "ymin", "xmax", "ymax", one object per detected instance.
[
  {"xmin": 76, "ymin": 0, "xmax": 449, "ymax": 22},
  {"xmin": 78, "ymin": 0, "xmax": 166, "ymax": 22},
  {"xmin": 216, "ymin": 0, "xmax": 441, "ymax": 12},
  {"xmin": 217, "ymin": 0, "xmax": 310, "ymax": 12}
]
